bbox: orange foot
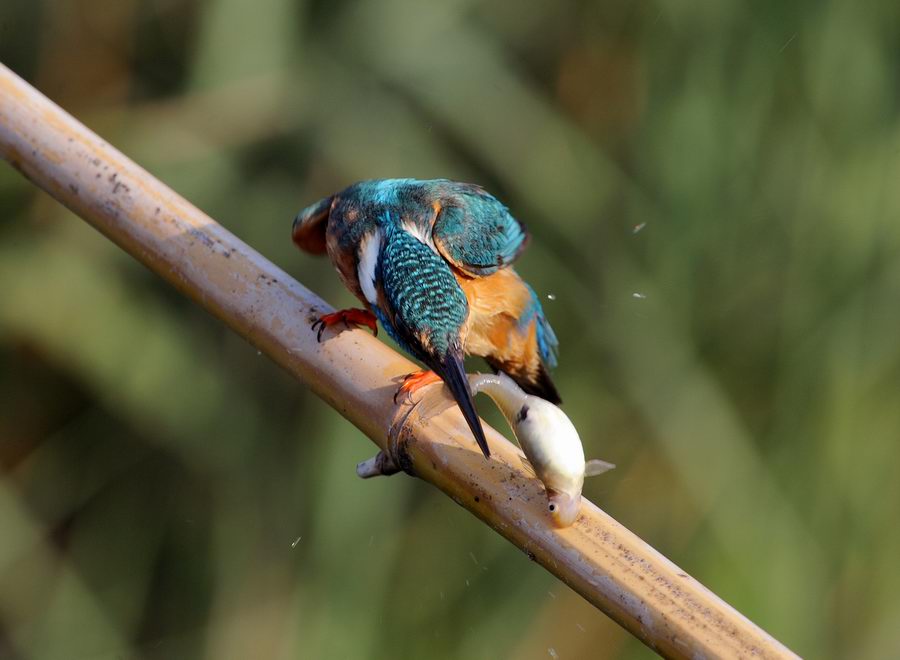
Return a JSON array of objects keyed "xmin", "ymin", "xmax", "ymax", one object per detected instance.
[
  {"xmin": 311, "ymin": 308, "xmax": 378, "ymax": 342},
  {"xmin": 394, "ymin": 370, "xmax": 443, "ymax": 403}
]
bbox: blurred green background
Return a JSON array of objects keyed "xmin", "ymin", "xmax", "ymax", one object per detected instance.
[{"xmin": 2, "ymin": 0, "xmax": 900, "ymax": 658}]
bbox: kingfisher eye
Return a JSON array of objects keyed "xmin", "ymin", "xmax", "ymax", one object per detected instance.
[{"xmin": 548, "ymin": 503, "xmax": 556, "ymax": 512}]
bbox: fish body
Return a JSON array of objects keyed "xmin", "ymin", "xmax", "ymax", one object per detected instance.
[{"xmin": 469, "ymin": 372, "xmax": 613, "ymax": 527}]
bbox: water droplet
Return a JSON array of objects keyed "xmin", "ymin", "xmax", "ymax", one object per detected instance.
[
  {"xmin": 547, "ymin": 591, "xmax": 557, "ymax": 599},
  {"xmin": 546, "ymin": 293, "xmax": 557, "ymax": 301},
  {"xmin": 548, "ymin": 648, "xmax": 559, "ymax": 659},
  {"xmin": 576, "ymin": 623, "xmax": 586, "ymax": 633},
  {"xmin": 632, "ymin": 292, "xmax": 647, "ymax": 300},
  {"xmin": 291, "ymin": 536, "xmax": 302, "ymax": 548},
  {"xmin": 469, "ymin": 552, "xmax": 479, "ymax": 566},
  {"xmin": 440, "ymin": 591, "xmax": 444, "ymax": 601},
  {"xmin": 256, "ymin": 350, "xmax": 262, "ymax": 356},
  {"xmin": 632, "ymin": 222, "xmax": 647, "ymax": 234},
  {"xmin": 465, "ymin": 579, "xmax": 470, "ymax": 587}
]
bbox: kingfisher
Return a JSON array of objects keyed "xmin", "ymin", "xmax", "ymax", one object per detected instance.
[{"xmin": 292, "ymin": 178, "xmax": 559, "ymax": 458}]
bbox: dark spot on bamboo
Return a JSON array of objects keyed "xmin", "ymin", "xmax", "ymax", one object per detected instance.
[{"xmin": 394, "ymin": 426, "xmax": 416, "ymax": 477}]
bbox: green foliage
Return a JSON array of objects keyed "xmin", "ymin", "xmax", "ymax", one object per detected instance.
[{"xmin": 2, "ymin": 0, "xmax": 900, "ymax": 658}]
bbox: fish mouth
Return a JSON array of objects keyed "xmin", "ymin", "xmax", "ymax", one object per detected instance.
[{"xmin": 547, "ymin": 491, "xmax": 580, "ymax": 528}]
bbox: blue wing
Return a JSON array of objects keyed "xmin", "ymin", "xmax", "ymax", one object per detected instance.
[
  {"xmin": 375, "ymin": 220, "xmax": 491, "ymax": 457},
  {"xmin": 431, "ymin": 183, "xmax": 529, "ymax": 277},
  {"xmin": 521, "ymin": 283, "xmax": 559, "ymax": 369},
  {"xmin": 375, "ymin": 220, "xmax": 469, "ymax": 360}
]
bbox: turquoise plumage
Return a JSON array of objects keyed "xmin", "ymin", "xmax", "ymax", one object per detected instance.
[{"xmin": 293, "ymin": 178, "xmax": 559, "ymax": 458}]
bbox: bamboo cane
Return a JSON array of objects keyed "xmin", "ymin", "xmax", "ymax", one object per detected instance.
[{"xmin": 0, "ymin": 63, "xmax": 798, "ymax": 659}]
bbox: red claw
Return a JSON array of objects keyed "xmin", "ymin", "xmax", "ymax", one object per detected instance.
[
  {"xmin": 393, "ymin": 370, "xmax": 443, "ymax": 403},
  {"xmin": 311, "ymin": 308, "xmax": 378, "ymax": 342}
]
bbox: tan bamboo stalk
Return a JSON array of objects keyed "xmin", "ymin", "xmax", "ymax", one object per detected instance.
[{"xmin": 0, "ymin": 63, "xmax": 798, "ymax": 660}]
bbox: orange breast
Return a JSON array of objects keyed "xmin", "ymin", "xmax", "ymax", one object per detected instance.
[{"xmin": 454, "ymin": 268, "xmax": 542, "ymax": 379}]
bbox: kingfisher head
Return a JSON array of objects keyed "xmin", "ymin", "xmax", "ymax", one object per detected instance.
[
  {"xmin": 292, "ymin": 194, "xmax": 333, "ymax": 254},
  {"xmin": 293, "ymin": 180, "xmax": 429, "ymax": 257}
]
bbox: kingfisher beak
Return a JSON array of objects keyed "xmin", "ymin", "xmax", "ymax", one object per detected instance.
[{"xmin": 437, "ymin": 350, "xmax": 490, "ymax": 458}]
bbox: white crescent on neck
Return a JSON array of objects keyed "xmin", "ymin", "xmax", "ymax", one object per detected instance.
[{"xmin": 357, "ymin": 228, "xmax": 383, "ymax": 307}]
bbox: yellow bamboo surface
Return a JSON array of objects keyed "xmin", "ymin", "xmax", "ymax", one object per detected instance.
[{"xmin": 0, "ymin": 63, "xmax": 798, "ymax": 660}]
